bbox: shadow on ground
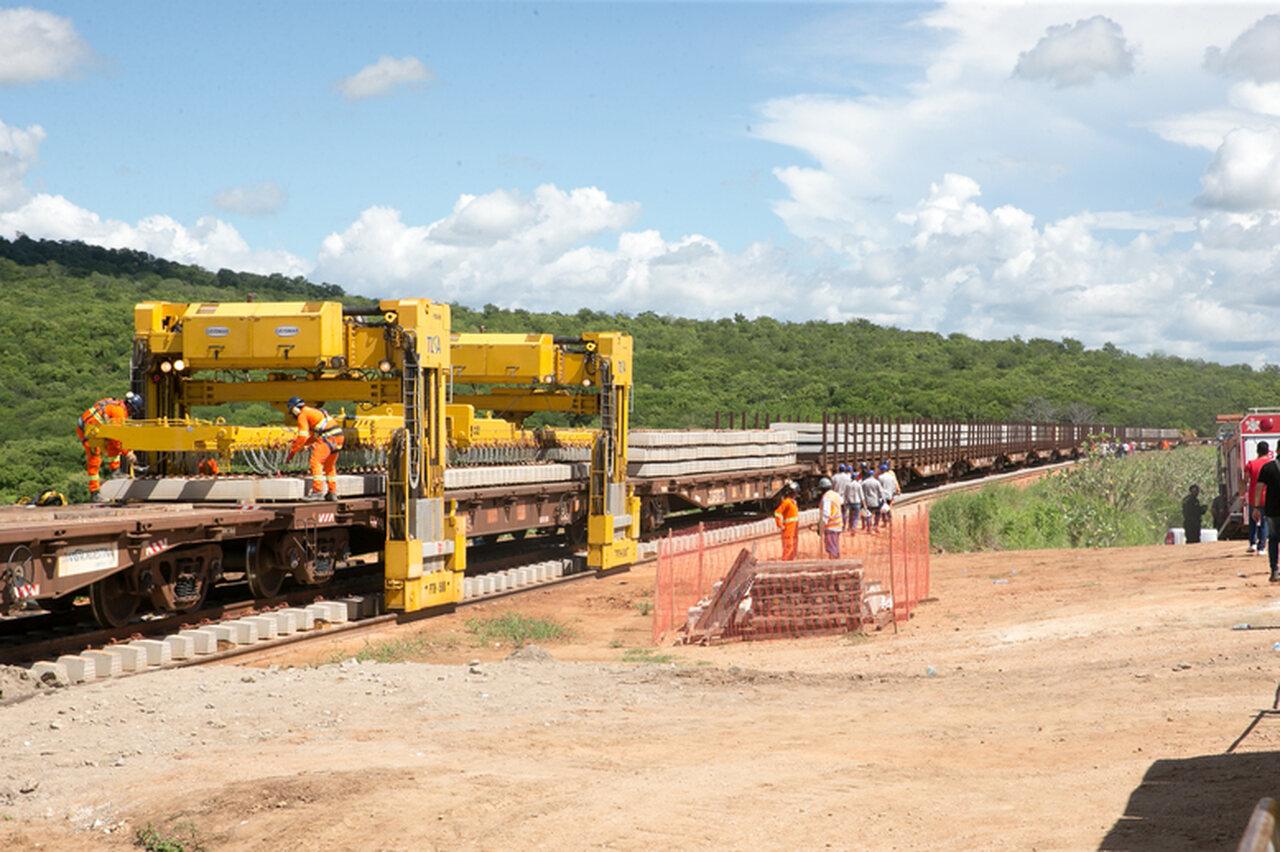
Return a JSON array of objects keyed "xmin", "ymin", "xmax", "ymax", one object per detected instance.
[{"xmin": 1100, "ymin": 749, "xmax": 1280, "ymax": 850}]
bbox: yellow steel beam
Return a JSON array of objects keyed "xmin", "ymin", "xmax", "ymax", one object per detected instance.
[
  {"xmin": 85, "ymin": 416, "xmax": 404, "ymax": 455},
  {"xmin": 182, "ymin": 378, "xmax": 400, "ymax": 407},
  {"xmin": 451, "ymin": 389, "xmax": 600, "ymax": 415}
]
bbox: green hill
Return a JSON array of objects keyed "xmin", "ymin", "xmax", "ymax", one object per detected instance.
[{"xmin": 0, "ymin": 236, "xmax": 1272, "ymax": 501}]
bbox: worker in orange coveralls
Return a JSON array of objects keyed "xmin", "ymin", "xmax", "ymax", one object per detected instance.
[
  {"xmin": 197, "ymin": 456, "xmax": 220, "ymax": 476},
  {"xmin": 76, "ymin": 392, "xmax": 143, "ymax": 502},
  {"xmin": 773, "ymin": 481, "xmax": 800, "ymax": 561},
  {"xmin": 284, "ymin": 396, "xmax": 344, "ymax": 502}
]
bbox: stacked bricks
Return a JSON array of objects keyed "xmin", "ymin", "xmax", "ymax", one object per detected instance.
[
  {"xmin": 738, "ymin": 567, "xmax": 863, "ymax": 639},
  {"xmin": 680, "ymin": 552, "xmax": 867, "ymax": 644}
]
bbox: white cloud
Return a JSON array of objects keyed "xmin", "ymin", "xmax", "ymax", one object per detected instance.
[
  {"xmin": 0, "ymin": 193, "xmax": 309, "ymax": 275},
  {"xmin": 314, "ymin": 184, "xmax": 791, "ymax": 315},
  {"xmin": 0, "ymin": 118, "xmax": 44, "ymax": 209},
  {"xmin": 0, "ymin": 7, "xmax": 91, "ymax": 84},
  {"xmin": 1013, "ymin": 16, "xmax": 1135, "ymax": 88},
  {"xmin": 0, "ymin": 124, "xmax": 306, "ymax": 274},
  {"xmin": 338, "ymin": 56, "xmax": 433, "ymax": 101},
  {"xmin": 213, "ymin": 181, "xmax": 287, "ymax": 216},
  {"xmin": 857, "ymin": 173, "xmax": 1280, "ymax": 358},
  {"xmin": 1205, "ymin": 13, "xmax": 1280, "ymax": 83},
  {"xmin": 1146, "ymin": 107, "xmax": 1277, "ymax": 152},
  {"xmin": 1198, "ymin": 127, "xmax": 1280, "ymax": 211}
]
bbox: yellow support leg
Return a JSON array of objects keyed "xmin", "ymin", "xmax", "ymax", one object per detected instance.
[
  {"xmin": 384, "ymin": 538, "xmax": 424, "ymax": 612},
  {"xmin": 588, "ymin": 511, "xmax": 637, "ymax": 573}
]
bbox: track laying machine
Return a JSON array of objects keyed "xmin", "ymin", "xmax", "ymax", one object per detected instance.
[{"xmin": 55, "ymin": 298, "xmax": 637, "ymax": 622}]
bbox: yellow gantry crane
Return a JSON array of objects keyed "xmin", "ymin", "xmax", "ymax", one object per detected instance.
[
  {"xmin": 83, "ymin": 299, "xmax": 637, "ymax": 612},
  {"xmin": 451, "ymin": 331, "xmax": 639, "ymax": 571}
]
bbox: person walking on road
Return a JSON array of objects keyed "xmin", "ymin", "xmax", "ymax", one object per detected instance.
[
  {"xmin": 1246, "ymin": 441, "xmax": 1273, "ymax": 555},
  {"xmin": 1255, "ymin": 455, "xmax": 1280, "ymax": 582},
  {"xmin": 861, "ymin": 469, "xmax": 884, "ymax": 531},
  {"xmin": 877, "ymin": 462, "xmax": 900, "ymax": 522},
  {"xmin": 818, "ymin": 477, "xmax": 843, "ymax": 559},
  {"xmin": 843, "ymin": 470, "xmax": 864, "ymax": 534},
  {"xmin": 773, "ymin": 481, "xmax": 800, "ymax": 561}
]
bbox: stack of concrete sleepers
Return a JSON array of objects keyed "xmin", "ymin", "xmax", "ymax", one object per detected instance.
[
  {"xmin": 444, "ymin": 463, "xmax": 587, "ymax": 489},
  {"xmin": 101, "ymin": 464, "xmax": 590, "ymax": 502},
  {"xmin": 627, "ymin": 430, "xmax": 798, "ymax": 478},
  {"xmin": 770, "ymin": 421, "xmax": 912, "ymax": 461}
]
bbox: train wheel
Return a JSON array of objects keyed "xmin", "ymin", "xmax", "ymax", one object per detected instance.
[
  {"xmin": 245, "ymin": 539, "xmax": 287, "ymax": 598},
  {"xmin": 89, "ymin": 573, "xmax": 141, "ymax": 627}
]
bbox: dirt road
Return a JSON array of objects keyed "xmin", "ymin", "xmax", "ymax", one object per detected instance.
[{"xmin": 2, "ymin": 540, "xmax": 1278, "ymax": 850}]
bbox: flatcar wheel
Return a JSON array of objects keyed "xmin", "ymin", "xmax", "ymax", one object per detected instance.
[
  {"xmin": 88, "ymin": 574, "xmax": 141, "ymax": 628},
  {"xmin": 245, "ymin": 540, "xmax": 287, "ymax": 598}
]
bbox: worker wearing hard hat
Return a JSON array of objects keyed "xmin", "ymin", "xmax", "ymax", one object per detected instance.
[
  {"xmin": 818, "ymin": 476, "xmax": 844, "ymax": 558},
  {"xmin": 76, "ymin": 392, "xmax": 142, "ymax": 502},
  {"xmin": 773, "ymin": 481, "xmax": 800, "ymax": 561},
  {"xmin": 285, "ymin": 397, "xmax": 344, "ymax": 502}
]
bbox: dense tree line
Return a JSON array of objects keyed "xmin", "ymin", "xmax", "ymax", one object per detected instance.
[{"xmin": 0, "ymin": 237, "xmax": 1274, "ymax": 501}]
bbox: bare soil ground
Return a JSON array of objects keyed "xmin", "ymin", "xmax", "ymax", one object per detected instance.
[{"xmin": 3, "ymin": 540, "xmax": 1280, "ymax": 850}]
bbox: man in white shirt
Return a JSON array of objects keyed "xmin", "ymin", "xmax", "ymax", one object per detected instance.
[
  {"xmin": 861, "ymin": 471, "xmax": 884, "ymax": 531},
  {"xmin": 843, "ymin": 471, "xmax": 864, "ymax": 533},
  {"xmin": 878, "ymin": 462, "xmax": 900, "ymax": 521},
  {"xmin": 832, "ymin": 463, "xmax": 852, "ymax": 511}
]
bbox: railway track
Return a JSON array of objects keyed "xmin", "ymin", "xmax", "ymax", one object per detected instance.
[
  {"xmin": 1, "ymin": 458, "xmax": 1078, "ymax": 684},
  {"xmin": 0, "ymin": 538, "xmax": 572, "ymax": 667}
]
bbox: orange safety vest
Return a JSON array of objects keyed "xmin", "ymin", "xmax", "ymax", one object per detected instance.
[
  {"xmin": 77, "ymin": 398, "xmax": 127, "ymax": 436},
  {"xmin": 291, "ymin": 406, "xmax": 344, "ymax": 452},
  {"xmin": 820, "ymin": 490, "xmax": 844, "ymax": 532},
  {"xmin": 774, "ymin": 496, "xmax": 799, "ymax": 530}
]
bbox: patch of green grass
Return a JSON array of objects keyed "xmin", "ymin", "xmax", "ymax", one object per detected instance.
[
  {"xmin": 621, "ymin": 647, "xmax": 675, "ymax": 664},
  {"xmin": 328, "ymin": 636, "xmax": 428, "ymax": 665},
  {"xmin": 930, "ymin": 445, "xmax": 1216, "ymax": 552},
  {"xmin": 135, "ymin": 822, "xmax": 205, "ymax": 852},
  {"xmin": 464, "ymin": 613, "xmax": 571, "ymax": 647},
  {"xmin": 634, "ymin": 599, "xmax": 654, "ymax": 616},
  {"xmin": 608, "ymin": 638, "xmax": 624, "ymax": 648}
]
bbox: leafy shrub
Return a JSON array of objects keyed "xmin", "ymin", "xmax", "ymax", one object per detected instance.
[{"xmin": 930, "ymin": 446, "xmax": 1216, "ymax": 552}]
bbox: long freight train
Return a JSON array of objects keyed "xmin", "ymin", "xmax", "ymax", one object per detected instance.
[{"xmin": 0, "ymin": 298, "xmax": 1179, "ymax": 627}]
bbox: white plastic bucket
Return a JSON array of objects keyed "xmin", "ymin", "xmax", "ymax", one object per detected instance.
[{"xmin": 1166, "ymin": 527, "xmax": 1186, "ymax": 545}]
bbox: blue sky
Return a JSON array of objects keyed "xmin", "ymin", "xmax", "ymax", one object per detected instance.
[
  {"xmin": 3, "ymin": 2, "xmax": 1280, "ymax": 364},
  {"xmin": 10, "ymin": 1, "xmax": 842, "ymax": 252}
]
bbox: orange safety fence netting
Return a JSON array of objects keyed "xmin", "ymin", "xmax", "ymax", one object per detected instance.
[{"xmin": 653, "ymin": 502, "xmax": 931, "ymax": 643}]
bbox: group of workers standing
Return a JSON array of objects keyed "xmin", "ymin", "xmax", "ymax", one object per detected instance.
[
  {"xmin": 773, "ymin": 462, "xmax": 900, "ymax": 560},
  {"xmin": 1245, "ymin": 440, "xmax": 1280, "ymax": 583},
  {"xmin": 75, "ymin": 393, "xmax": 343, "ymax": 502}
]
